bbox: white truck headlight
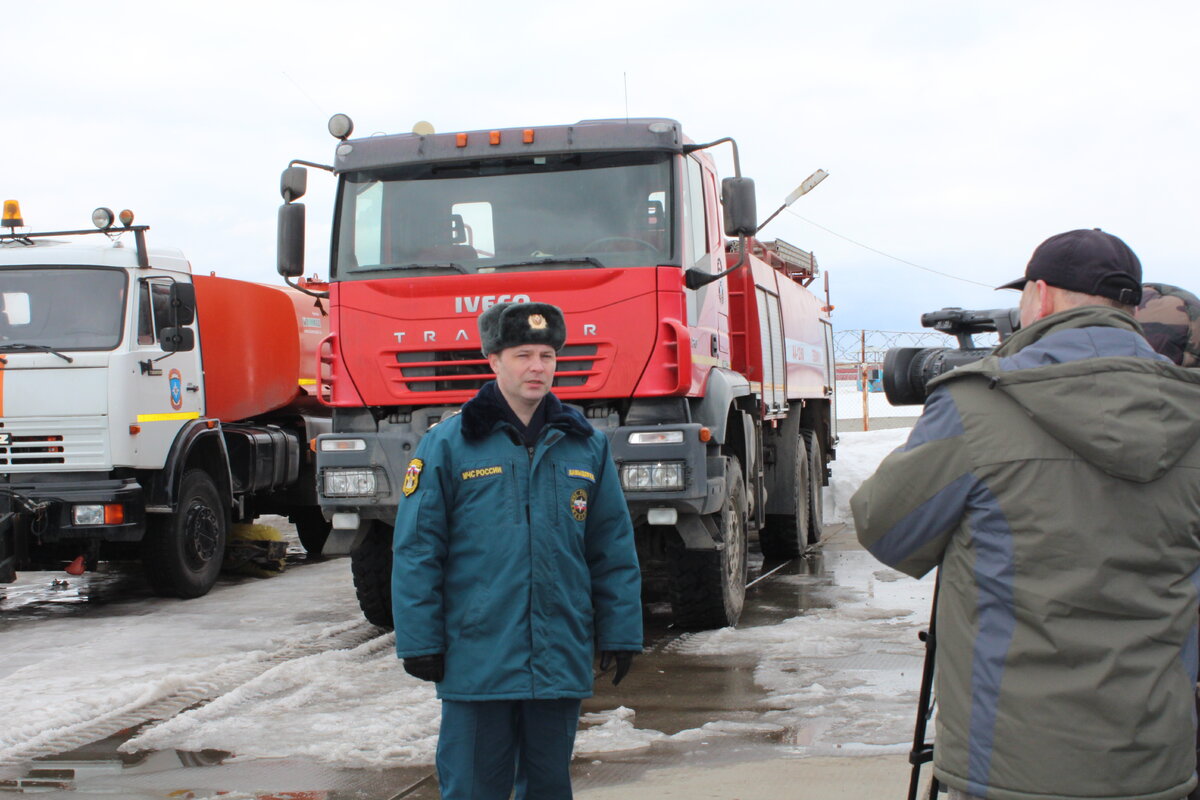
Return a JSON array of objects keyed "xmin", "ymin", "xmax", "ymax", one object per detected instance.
[
  {"xmin": 322, "ymin": 468, "xmax": 380, "ymax": 498},
  {"xmin": 620, "ymin": 461, "xmax": 684, "ymax": 491},
  {"xmin": 72, "ymin": 505, "xmax": 105, "ymax": 525}
]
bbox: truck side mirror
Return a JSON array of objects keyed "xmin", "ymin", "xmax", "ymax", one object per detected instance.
[
  {"xmin": 169, "ymin": 282, "xmax": 196, "ymax": 327},
  {"xmin": 159, "ymin": 326, "xmax": 195, "ymax": 353},
  {"xmin": 277, "ymin": 202, "xmax": 306, "ymax": 278},
  {"xmin": 280, "ymin": 166, "xmax": 308, "ymax": 203},
  {"xmin": 721, "ymin": 177, "xmax": 757, "ymax": 237}
]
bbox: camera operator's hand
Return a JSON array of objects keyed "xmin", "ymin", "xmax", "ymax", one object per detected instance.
[
  {"xmin": 598, "ymin": 651, "xmax": 635, "ymax": 686},
  {"xmin": 403, "ymin": 653, "xmax": 445, "ymax": 683}
]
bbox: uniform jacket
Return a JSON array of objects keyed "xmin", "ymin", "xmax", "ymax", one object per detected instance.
[
  {"xmin": 392, "ymin": 382, "xmax": 643, "ymax": 701},
  {"xmin": 852, "ymin": 306, "xmax": 1200, "ymax": 800}
]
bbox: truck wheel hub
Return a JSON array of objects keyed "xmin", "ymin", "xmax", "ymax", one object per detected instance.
[{"xmin": 183, "ymin": 504, "xmax": 220, "ymax": 565}]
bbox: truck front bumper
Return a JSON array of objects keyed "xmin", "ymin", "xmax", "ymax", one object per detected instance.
[
  {"xmin": 314, "ymin": 419, "xmax": 730, "ymax": 552},
  {"xmin": 0, "ymin": 475, "xmax": 146, "ymax": 545}
]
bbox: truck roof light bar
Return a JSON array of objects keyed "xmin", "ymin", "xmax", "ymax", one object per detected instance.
[{"xmin": 0, "ymin": 203, "xmax": 151, "ymax": 268}]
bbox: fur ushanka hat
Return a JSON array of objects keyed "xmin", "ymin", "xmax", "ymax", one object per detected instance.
[{"xmin": 478, "ymin": 302, "xmax": 567, "ymax": 355}]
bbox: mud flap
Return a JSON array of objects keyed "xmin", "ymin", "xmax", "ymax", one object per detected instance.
[{"xmin": 675, "ymin": 512, "xmax": 720, "ymax": 550}]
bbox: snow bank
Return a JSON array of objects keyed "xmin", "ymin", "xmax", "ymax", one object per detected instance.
[{"xmin": 824, "ymin": 428, "xmax": 911, "ymax": 525}]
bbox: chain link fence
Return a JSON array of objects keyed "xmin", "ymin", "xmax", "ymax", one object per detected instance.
[{"xmin": 833, "ymin": 329, "xmax": 1000, "ymax": 431}]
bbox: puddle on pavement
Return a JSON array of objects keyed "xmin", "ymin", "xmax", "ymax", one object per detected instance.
[{"xmin": 2, "ymin": 726, "xmax": 434, "ymax": 799}]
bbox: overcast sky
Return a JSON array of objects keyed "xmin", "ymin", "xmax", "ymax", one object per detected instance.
[{"xmin": 6, "ymin": 1, "xmax": 1197, "ymax": 331}]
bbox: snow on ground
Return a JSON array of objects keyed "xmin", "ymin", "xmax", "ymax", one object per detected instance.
[
  {"xmin": 825, "ymin": 427, "xmax": 911, "ymax": 526},
  {"xmin": 0, "ymin": 559, "xmax": 443, "ymax": 768},
  {"xmin": 667, "ymin": 546, "xmax": 933, "ymax": 755},
  {"xmin": 0, "ymin": 427, "xmax": 928, "ymax": 769}
]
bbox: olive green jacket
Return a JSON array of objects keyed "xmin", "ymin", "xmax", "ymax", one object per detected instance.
[{"xmin": 853, "ymin": 306, "xmax": 1200, "ymax": 800}]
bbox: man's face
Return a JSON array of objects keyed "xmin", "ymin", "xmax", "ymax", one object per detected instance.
[{"xmin": 488, "ymin": 344, "xmax": 557, "ymax": 408}]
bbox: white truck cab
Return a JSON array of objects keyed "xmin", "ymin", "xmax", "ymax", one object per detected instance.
[{"xmin": 0, "ymin": 202, "xmax": 329, "ymax": 597}]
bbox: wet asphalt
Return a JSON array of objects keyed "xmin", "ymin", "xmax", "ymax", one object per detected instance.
[{"xmin": 0, "ymin": 522, "xmax": 928, "ymax": 799}]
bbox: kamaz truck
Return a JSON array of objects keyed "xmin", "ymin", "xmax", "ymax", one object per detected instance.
[
  {"xmin": 278, "ymin": 116, "xmax": 836, "ymax": 630},
  {"xmin": 0, "ymin": 203, "xmax": 331, "ymax": 598}
]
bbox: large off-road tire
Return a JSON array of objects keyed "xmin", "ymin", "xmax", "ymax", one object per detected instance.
[
  {"xmin": 759, "ymin": 434, "xmax": 811, "ymax": 559},
  {"xmin": 668, "ymin": 456, "xmax": 748, "ymax": 630},
  {"xmin": 351, "ymin": 522, "xmax": 394, "ymax": 629},
  {"xmin": 802, "ymin": 430, "xmax": 825, "ymax": 544},
  {"xmin": 289, "ymin": 508, "xmax": 331, "ymax": 558},
  {"xmin": 143, "ymin": 470, "xmax": 227, "ymax": 599}
]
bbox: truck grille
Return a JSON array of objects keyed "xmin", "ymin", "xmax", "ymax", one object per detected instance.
[
  {"xmin": 0, "ymin": 418, "xmax": 108, "ymax": 469},
  {"xmin": 391, "ymin": 344, "xmax": 601, "ymax": 394}
]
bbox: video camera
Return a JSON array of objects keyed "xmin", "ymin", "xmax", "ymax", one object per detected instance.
[{"xmin": 882, "ymin": 307, "xmax": 1020, "ymax": 406}]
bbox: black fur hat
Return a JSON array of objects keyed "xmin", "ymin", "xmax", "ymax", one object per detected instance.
[{"xmin": 478, "ymin": 302, "xmax": 567, "ymax": 355}]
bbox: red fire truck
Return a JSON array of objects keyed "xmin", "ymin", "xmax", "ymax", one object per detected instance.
[{"xmin": 277, "ymin": 116, "xmax": 836, "ymax": 630}]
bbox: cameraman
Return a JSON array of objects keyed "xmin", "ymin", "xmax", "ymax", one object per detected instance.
[{"xmin": 852, "ymin": 229, "xmax": 1200, "ymax": 800}]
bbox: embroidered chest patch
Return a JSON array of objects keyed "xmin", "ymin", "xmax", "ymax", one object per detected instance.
[
  {"xmin": 571, "ymin": 488, "xmax": 588, "ymax": 521},
  {"xmin": 402, "ymin": 458, "xmax": 423, "ymax": 497},
  {"xmin": 461, "ymin": 465, "xmax": 503, "ymax": 481}
]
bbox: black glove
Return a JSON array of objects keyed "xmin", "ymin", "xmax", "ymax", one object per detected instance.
[
  {"xmin": 403, "ymin": 653, "xmax": 445, "ymax": 683},
  {"xmin": 599, "ymin": 651, "xmax": 635, "ymax": 686}
]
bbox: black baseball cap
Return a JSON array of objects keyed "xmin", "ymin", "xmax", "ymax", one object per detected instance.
[{"xmin": 998, "ymin": 228, "xmax": 1143, "ymax": 305}]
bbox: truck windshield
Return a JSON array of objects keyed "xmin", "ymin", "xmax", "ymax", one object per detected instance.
[
  {"xmin": 0, "ymin": 267, "xmax": 127, "ymax": 351},
  {"xmin": 333, "ymin": 150, "xmax": 675, "ymax": 279}
]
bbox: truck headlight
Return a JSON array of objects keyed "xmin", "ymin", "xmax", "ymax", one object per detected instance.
[
  {"xmin": 73, "ymin": 505, "xmax": 105, "ymax": 526},
  {"xmin": 322, "ymin": 468, "xmax": 381, "ymax": 498},
  {"xmin": 320, "ymin": 438, "xmax": 367, "ymax": 452},
  {"xmin": 72, "ymin": 504, "xmax": 125, "ymax": 525},
  {"xmin": 620, "ymin": 462, "xmax": 685, "ymax": 491},
  {"xmin": 627, "ymin": 430, "xmax": 684, "ymax": 445}
]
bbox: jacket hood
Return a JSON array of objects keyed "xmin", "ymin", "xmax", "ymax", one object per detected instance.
[
  {"xmin": 934, "ymin": 305, "xmax": 1200, "ymax": 482},
  {"xmin": 460, "ymin": 381, "xmax": 593, "ymax": 441}
]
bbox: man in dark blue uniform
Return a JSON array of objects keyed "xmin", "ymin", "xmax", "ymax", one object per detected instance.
[{"xmin": 392, "ymin": 301, "xmax": 643, "ymax": 800}]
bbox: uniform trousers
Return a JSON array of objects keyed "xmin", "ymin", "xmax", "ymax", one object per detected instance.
[{"xmin": 436, "ymin": 698, "xmax": 583, "ymax": 800}]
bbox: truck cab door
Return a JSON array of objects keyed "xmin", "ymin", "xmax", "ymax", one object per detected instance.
[
  {"xmin": 682, "ymin": 156, "xmax": 728, "ymax": 367},
  {"xmin": 117, "ymin": 278, "xmax": 203, "ymax": 466}
]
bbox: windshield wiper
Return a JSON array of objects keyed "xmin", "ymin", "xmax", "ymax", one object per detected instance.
[
  {"xmin": 350, "ymin": 262, "xmax": 470, "ymax": 274},
  {"xmin": 0, "ymin": 343, "xmax": 74, "ymax": 363},
  {"xmin": 487, "ymin": 257, "xmax": 605, "ymax": 270}
]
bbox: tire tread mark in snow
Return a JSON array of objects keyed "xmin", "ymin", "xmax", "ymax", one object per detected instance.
[{"xmin": 0, "ymin": 619, "xmax": 382, "ymax": 771}]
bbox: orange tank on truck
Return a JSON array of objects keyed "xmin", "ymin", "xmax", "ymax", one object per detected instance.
[
  {"xmin": 0, "ymin": 203, "xmax": 332, "ymax": 598},
  {"xmin": 276, "ymin": 117, "xmax": 836, "ymax": 631},
  {"xmin": 191, "ymin": 274, "xmax": 328, "ymax": 420}
]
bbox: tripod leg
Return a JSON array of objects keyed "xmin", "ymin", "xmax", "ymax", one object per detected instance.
[{"xmin": 908, "ymin": 572, "xmax": 941, "ymax": 800}]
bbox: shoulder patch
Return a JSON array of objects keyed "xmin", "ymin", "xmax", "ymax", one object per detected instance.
[
  {"xmin": 567, "ymin": 468, "xmax": 596, "ymax": 481},
  {"xmin": 402, "ymin": 458, "xmax": 424, "ymax": 497}
]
